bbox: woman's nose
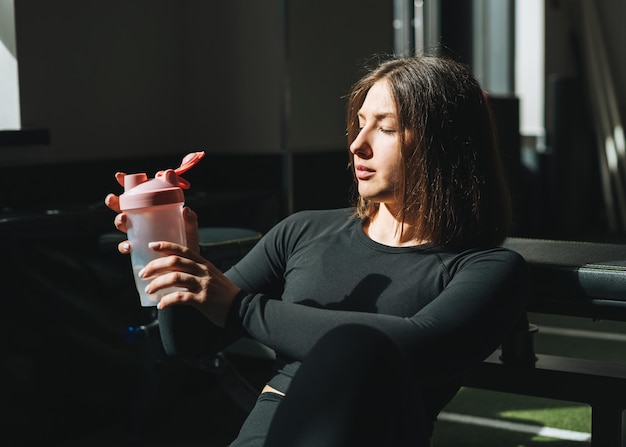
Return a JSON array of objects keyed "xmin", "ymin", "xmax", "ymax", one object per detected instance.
[{"xmin": 350, "ymin": 129, "xmax": 371, "ymax": 158}]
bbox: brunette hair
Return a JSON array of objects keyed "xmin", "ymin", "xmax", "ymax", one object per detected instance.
[{"xmin": 346, "ymin": 54, "xmax": 512, "ymax": 247}]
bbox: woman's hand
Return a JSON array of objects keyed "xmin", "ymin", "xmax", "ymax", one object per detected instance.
[
  {"xmin": 104, "ymin": 172, "xmax": 201, "ymax": 254},
  {"xmin": 104, "ymin": 172, "xmax": 235, "ymax": 326},
  {"xmin": 139, "ymin": 241, "xmax": 241, "ymax": 327}
]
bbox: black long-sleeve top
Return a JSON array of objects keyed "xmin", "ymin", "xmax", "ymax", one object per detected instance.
[{"xmin": 160, "ymin": 208, "xmax": 530, "ymax": 425}]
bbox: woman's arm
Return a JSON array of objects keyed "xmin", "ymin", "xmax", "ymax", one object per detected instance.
[{"xmin": 228, "ymin": 250, "xmax": 530, "ymax": 380}]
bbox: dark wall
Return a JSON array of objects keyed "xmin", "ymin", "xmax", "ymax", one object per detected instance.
[
  {"xmin": 3, "ymin": 0, "xmax": 392, "ymax": 237},
  {"xmin": 7, "ymin": 0, "xmax": 393, "ymax": 166}
]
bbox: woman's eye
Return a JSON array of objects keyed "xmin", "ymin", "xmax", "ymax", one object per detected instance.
[{"xmin": 380, "ymin": 128, "xmax": 396, "ymax": 135}]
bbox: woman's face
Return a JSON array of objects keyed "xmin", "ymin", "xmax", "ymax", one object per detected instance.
[{"xmin": 350, "ymin": 79, "xmax": 402, "ymax": 207}]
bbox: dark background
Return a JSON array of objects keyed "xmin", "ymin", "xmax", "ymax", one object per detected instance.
[{"xmin": 1, "ymin": 0, "xmax": 622, "ymax": 444}]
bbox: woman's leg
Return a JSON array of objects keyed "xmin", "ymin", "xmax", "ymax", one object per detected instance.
[
  {"xmin": 229, "ymin": 392, "xmax": 282, "ymax": 447},
  {"xmin": 264, "ymin": 324, "xmax": 429, "ymax": 447}
]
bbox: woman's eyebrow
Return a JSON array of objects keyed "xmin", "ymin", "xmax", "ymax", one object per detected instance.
[
  {"xmin": 357, "ymin": 111, "xmax": 397, "ymax": 120},
  {"xmin": 374, "ymin": 112, "xmax": 396, "ymax": 119}
]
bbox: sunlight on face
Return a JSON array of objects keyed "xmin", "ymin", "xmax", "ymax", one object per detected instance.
[{"xmin": 350, "ymin": 79, "xmax": 402, "ymax": 206}]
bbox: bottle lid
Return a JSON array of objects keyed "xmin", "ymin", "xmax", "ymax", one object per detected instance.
[{"xmin": 119, "ymin": 151, "xmax": 205, "ymax": 211}]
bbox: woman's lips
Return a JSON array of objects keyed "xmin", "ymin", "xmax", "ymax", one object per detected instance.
[{"xmin": 355, "ymin": 164, "xmax": 375, "ymax": 180}]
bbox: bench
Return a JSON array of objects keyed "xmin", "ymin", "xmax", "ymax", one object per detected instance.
[{"xmin": 463, "ymin": 237, "xmax": 626, "ymax": 447}]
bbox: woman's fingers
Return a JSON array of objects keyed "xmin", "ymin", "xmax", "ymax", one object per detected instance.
[
  {"xmin": 145, "ymin": 271, "xmax": 202, "ymax": 297},
  {"xmin": 183, "ymin": 207, "xmax": 200, "ymax": 253},
  {"xmin": 104, "ymin": 172, "xmax": 127, "ymax": 242},
  {"xmin": 143, "ymin": 253, "xmax": 210, "ymax": 310},
  {"xmin": 139, "ymin": 242, "xmax": 239, "ymax": 327},
  {"xmin": 117, "ymin": 240, "xmax": 131, "ymax": 254},
  {"xmin": 104, "ymin": 193, "xmax": 121, "ymax": 213},
  {"xmin": 142, "ymin": 249, "xmax": 206, "ymax": 278},
  {"xmin": 139, "ymin": 243, "xmax": 208, "ymax": 285},
  {"xmin": 113, "ymin": 212, "xmax": 128, "ymax": 232},
  {"xmin": 147, "ymin": 241, "xmax": 202, "ymax": 261},
  {"xmin": 103, "ymin": 193, "xmax": 129, "ymax": 252},
  {"xmin": 114, "ymin": 171, "xmax": 126, "ymax": 187}
]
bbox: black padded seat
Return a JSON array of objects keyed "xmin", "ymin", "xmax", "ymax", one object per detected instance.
[{"xmin": 502, "ymin": 237, "xmax": 626, "ymax": 320}]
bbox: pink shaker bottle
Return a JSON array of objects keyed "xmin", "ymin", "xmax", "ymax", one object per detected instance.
[{"xmin": 118, "ymin": 151, "xmax": 205, "ymax": 306}]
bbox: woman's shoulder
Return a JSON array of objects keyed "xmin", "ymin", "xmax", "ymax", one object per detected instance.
[
  {"xmin": 265, "ymin": 207, "xmax": 358, "ymax": 244},
  {"xmin": 435, "ymin": 244, "xmax": 529, "ymax": 274}
]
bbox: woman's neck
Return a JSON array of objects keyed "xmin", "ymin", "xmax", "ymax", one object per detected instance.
[{"xmin": 363, "ymin": 205, "xmax": 427, "ymax": 247}]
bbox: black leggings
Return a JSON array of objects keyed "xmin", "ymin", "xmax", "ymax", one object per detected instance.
[{"xmin": 231, "ymin": 324, "xmax": 429, "ymax": 447}]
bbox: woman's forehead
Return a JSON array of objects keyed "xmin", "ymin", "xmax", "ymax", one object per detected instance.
[{"xmin": 359, "ymin": 80, "xmax": 396, "ymax": 117}]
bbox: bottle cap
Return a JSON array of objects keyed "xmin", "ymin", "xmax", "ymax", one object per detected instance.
[{"xmin": 119, "ymin": 151, "xmax": 205, "ymax": 211}]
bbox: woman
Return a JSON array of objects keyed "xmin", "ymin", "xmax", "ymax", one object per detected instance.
[{"xmin": 105, "ymin": 54, "xmax": 529, "ymax": 446}]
